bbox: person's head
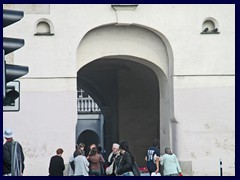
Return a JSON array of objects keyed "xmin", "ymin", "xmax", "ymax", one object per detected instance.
[
  {"xmin": 112, "ymin": 143, "xmax": 119, "ymax": 154},
  {"xmin": 3, "ymin": 128, "xmax": 13, "ymax": 140},
  {"xmin": 119, "ymin": 141, "xmax": 129, "ymax": 154},
  {"xmin": 165, "ymin": 147, "xmax": 172, "ymax": 155},
  {"xmin": 89, "ymin": 147, "xmax": 98, "ymax": 156},
  {"xmin": 79, "ymin": 149, "xmax": 84, "ymax": 155},
  {"xmin": 76, "ymin": 149, "xmax": 84, "ymax": 156},
  {"xmin": 153, "ymin": 138, "xmax": 160, "ymax": 148},
  {"xmin": 90, "ymin": 144, "xmax": 97, "ymax": 150},
  {"xmin": 56, "ymin": 148, "xmax": 64, "ymax": 155},
  {"xmin": 79, "ymin": 143, "xmax": 85, "ymax": 150}
]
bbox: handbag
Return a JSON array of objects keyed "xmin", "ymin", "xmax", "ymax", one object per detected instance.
[
  {"xmin": 106, "ymin": 161, "xmax": 114, "ymax": 175},
  {"xmin": 132, "ymin": 162, "xmax": 141, "ymax": 176},
  {"xmin": 99, "ymin": 154, "xmax": 105, "ymax": 175}
]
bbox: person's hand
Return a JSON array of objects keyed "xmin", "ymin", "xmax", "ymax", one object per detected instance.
[{"xmin": 155, "ymin": 168, "xmax": 159, "ymax": 174}]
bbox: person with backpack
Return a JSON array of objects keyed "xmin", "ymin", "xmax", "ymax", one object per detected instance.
[{"xmin": 3, "ymin": 128, "xmax": 25, "ymax": 176}]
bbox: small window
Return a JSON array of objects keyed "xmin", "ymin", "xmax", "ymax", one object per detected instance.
[
  {"xmin": 201, "ymin": 18, "xmax": 220, "ymax": 34},
  {"xmin": 34, "ymin": 19, "xmax": 54, "ymax": 36}
]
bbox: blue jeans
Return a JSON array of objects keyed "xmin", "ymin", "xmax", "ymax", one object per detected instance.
[
  {"xmin": 89, "ymin": 169, "xmax": 102, "ymax": 176},
  {"xmin": 120, "ymin": 171, "xmax": 134, "ymax": 176}
]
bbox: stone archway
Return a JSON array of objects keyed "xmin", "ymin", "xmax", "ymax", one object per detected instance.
[
  {"xmin": 77, "ymin": 129, "xmax": 100, "ymax": 155},
  {"xmin": 76, "ymin": 24, "xmax": 174, "ymax": 160}
]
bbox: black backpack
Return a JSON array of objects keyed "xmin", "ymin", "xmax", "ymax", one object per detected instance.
[
  {"xmin": 70, "ymin": 160, "xmax": 75, "ymax": 171},
  {"xmin": 70, "ymin": 151, "xmax": 78, "ymax": 172}
]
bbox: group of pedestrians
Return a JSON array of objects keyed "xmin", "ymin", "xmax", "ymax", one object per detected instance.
[
  {"xmin": 3, "ymin": 128, "xmax": 182, "ymax": 176},
  {"xmin": 48, "ymin": 140, "xmax": 141, "ymax": 176},
  {"xmin": 66, "ymin": 141, "xmax": 140, "ymax": 176},
  {"xmin": 49, "ymin": 143, "xmax": 105, "ymax": 176}
]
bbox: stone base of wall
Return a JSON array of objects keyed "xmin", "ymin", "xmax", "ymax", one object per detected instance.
[{"xmin": 179, "ymin": 161, "xmax": 193, "ymax": 176}]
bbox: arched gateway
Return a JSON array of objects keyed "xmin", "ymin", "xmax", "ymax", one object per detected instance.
[{"xmin": 76, "ymin": 24, "xmax": 174, "ymax": 166}]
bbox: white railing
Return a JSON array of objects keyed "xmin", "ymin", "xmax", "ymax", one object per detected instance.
[{"xmin": 77, "ymin": 97, "xmax": 101, "ymax": 113}]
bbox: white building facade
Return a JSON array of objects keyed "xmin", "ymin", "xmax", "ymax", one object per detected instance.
[{"xmin": 3, "ymin": 4, "xmax": 235, "ymax": 176}]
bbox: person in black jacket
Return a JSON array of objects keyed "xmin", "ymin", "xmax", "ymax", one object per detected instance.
[
  {"xmin": 3, "ymin": 128, "xmax": 25, "ymax": 176},
  {"xmin": 49, "ymin": 148, "xmax": 65, "ymax": 176},
  {"xmin": 116, "ymin": 141, "xmax": 134, "ymax": 176}
]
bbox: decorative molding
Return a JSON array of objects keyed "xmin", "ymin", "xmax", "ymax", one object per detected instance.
[
  {"xmin": 111, "ymin": 4, "xmax": 138, "ymax": 11},
  {"xmin": 34, "ymin": 18, "xmax": 55, "ymax": 36},
  {"xmin": 111, "ymin": 4, "xmax": 138, "ymax": 25},
  {"xmin": 201, "ymin": 17, "xmax": 220, "ymax": 35}
]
